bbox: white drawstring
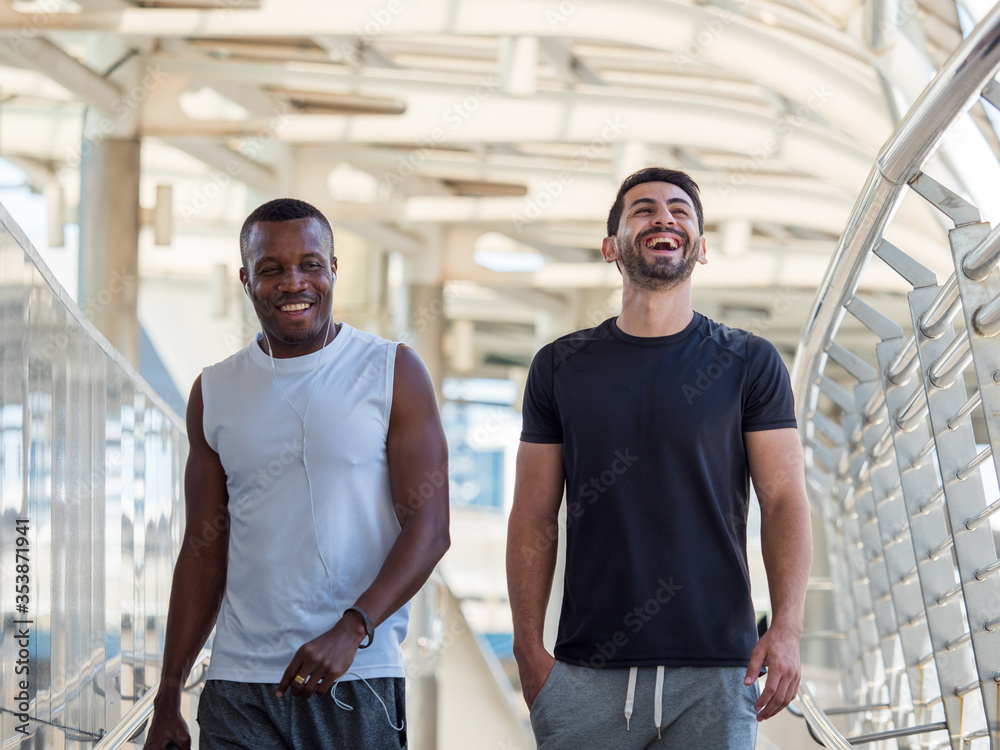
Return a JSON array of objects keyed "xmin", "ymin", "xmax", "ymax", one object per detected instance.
[
  {"xmin": 623, "ymin": 666, "xmax": 667, "ymax": 737},
  {"xmin": 654, "ymin": 665, "xmax": 665, "ymax": 739},
  {"xmin": 624, "ymin": 667, "xmax": 638, "ymax": 730},
  {"xmin": 330, "ymin": 672, "xmax": 404, "ymax": 731}
]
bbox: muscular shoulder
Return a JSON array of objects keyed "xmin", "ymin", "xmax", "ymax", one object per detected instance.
[
  {"xmin": 388, "ymin": 344, "xmax": 441, "ymax": 436},
  {"xmin": 392, "ymin": 343, "xmax": 427, "ymax": 382}
]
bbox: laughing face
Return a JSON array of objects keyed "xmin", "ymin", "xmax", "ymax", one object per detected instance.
[
  {"xmin": 240, "ymin": 217, "xmax": 337, "ymax": 358},
  {"xmin": 609, "ymin": 181, "xmax": 706, "ymax": 291}
]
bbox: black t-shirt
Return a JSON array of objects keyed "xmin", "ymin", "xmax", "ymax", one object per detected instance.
[{"xmin": 520, "ymin": 314, "xmax": 796, "ymax": 668}]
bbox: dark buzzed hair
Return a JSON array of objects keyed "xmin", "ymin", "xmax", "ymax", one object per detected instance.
[
  {"xmin": 606, "ymin": 168, "xmax": 704, "ymax": 237},
  {"xmin": 239, "ymin": 198, "xmax": 335, "ymax": 271}
]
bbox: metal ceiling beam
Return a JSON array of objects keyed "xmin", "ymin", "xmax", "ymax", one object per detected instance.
[
  {"xmin": 160, "ymin": 139, "xmax": 275, "ymax": 193},
  {"xmin": 336, "ymin": 219, "xmax": 426, "ymax": 255},
  {"xmin": 0, "ymin": 35, "xmax": 121, "ymax": 114},
  {"xmin": 0, "ymin": 0, "xmax": 888, "ymax": 144},
  {"xmin": 313, "ymin": 35, "xmax": 400, "ymax": 69},
  {"xmin": 489, "ymin": 286, "xmax": 569, "ymax": 315},
  {"xmin": 135, "ymin": 62, "xmax": 873, "ymax": 190},
  {"xmin": 538, "ymin": 37, "xmax": 604, "ymax": 86}
]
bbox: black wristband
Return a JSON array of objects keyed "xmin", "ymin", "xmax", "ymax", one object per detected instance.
[{"xmin": 345, "ymin": 605, "xmax": 374, "ymax": 648}]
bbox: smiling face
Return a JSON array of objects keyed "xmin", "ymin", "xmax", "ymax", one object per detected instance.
[
  {"xmin": 606, "ymin": 181, "xmax": 707, "ymax": 291},
  {"xmin": 239, "ymin": 217, "xmax": 337, "ymax": 358}
]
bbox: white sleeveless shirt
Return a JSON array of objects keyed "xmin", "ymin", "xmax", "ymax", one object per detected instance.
[{"xmin": 201, "ymin": 323, "xmax": 407, "ymax": 682}]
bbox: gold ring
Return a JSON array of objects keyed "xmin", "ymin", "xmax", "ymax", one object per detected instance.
[{"xmin": 293, "ymin": 675, "xmax": 306, "ymax": 685}]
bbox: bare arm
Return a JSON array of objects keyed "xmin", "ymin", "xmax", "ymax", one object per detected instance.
[
  {"xmin": 506, "ymin": 441, "xmax": 565, "ymax": 708},
  {"xmin": 144, "ymin": 375, "xmax": 230, "ymax": 750},
  {"xmin": 743, "ymin": 427, "xmax": 812, "ymax": 721},
  {"xmin": 278, "ymin": 344, "xmax": 450, "ymax": 698}
]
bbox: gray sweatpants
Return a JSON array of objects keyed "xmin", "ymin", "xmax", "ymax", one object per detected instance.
[
  {"xmin": 530, "ymin": 662, "xmax": 758, "ymax": 749},
  {"xmin": 197, "ymin": 678, "xmax": 406, "ymax": 749}
]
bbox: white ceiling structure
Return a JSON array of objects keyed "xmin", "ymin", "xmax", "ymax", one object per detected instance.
[{"xmin": 0, "ymin": 0, "xmax": 995, "ymax": 391}]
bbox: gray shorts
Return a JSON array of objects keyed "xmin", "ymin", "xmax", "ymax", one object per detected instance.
[
  {"xmin": 197, "ymin": 678, "xmax": 406, "ymax": 750},
  {"xmin": 530, "ymin": 662, "xmax": 758, "ymax": 750}
]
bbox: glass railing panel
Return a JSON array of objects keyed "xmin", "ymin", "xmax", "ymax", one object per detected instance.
[{"xmin": 0, "ymin": 202, "xmax": 186, "ymax": 748}]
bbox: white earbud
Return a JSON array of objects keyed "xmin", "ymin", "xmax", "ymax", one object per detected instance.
[{"xmin": 244, "ymin": 283, "xmax": 251, "ymax": 297}]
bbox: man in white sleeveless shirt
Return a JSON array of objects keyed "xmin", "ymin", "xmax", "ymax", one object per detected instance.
[{"xmin": 143, "ymin": 199, "xmax": 450, "ymax": 750}]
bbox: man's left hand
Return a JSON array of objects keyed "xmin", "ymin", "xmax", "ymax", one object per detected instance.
[
  {"xmin": 744, "ymin": 623, "xmax": 801, "ymax": 721},
  {"xmin": 276, "ymin": 615, "xmax": 367, "ymax": 699}
]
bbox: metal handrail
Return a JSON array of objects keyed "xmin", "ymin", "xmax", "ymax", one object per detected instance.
[
  {"xmin": 790, "ymin": 1, "xmax": 1000, "ymax": 421},
  {"xmin": 972, "ymin": 288, "xmax": 1000, "ymax": 335},
  {"xmin": 794, "ymin": 688, "xmax": 949, "ymax": 747},
  {"xmin": 918, "ymin": 275, "xmax": 960, "ymax": 339},
  {"xmin": 962, "ymin": 224, "xmax": 1000, "ymax": 280},
  {"xmin": 93, "ymin": 649, "xmax": 211, "ymax": 750},
  {"xmin": 795, "ymin": 683, "xmax": 855, "ymax": 750},
  {"xmin": 885, "ymin": 333, "xmax": 918, "ymax": 383},
  {"xmin": 789, "ymin": 4, "xmax": 1000, "ymax": 746}
]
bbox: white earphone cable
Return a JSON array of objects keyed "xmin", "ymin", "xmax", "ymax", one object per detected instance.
[
  {"xmin": 261, "ymin": 314, "xmax": 336, "ymax": 586},
  {"xmin": 251, "ymin": 275, "xmax": 401, "ymax": 731},
  {"xmin": 331, "ymin": 673, "xmax": 405, "ymax": 731}
]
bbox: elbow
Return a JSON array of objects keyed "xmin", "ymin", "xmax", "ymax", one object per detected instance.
[{"xmin": 433, "ymin": 525, "xmax": 451, "ymax": 563}]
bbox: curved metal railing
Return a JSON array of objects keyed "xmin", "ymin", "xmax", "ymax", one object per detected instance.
[
  {"xmin": 792, "ymin": 4, "xmax": 1000, "ymax": 748},
  {"xmin": 92, "ymin": 650, "xmax": 211, "ymax": 750}
]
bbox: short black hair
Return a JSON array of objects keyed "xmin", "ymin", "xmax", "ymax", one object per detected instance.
[
  {"xmin": 240, "ymin": 198, "xmax": 335, "ymax": 271},
  {"xmin": 606, "ymin": 168, "xmax": 704, "ymax": 237}
]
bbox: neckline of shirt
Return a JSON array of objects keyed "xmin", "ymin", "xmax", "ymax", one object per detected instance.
[
  {"xmin": 249, "ymin": 322, "xmax": 354, "ymax": 373},
  {"xmin": 609, "ymin": 312, "xmax": 702, "ymax": 347}
]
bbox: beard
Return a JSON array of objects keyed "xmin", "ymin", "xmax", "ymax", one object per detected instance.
[
  {"xmin": 616, "ymin": 227, "xmax": 699, "ymax": 291},
  {"xmin": 257, "ymin": 300, "xmax": 332, "ymax": 348}
]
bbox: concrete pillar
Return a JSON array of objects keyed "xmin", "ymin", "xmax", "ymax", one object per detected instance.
[
  {"xmin": 406, "ymin": 232, "xmax": 446, "ymax": 401},
  {"xmin": 78, "ymin": 137, "xmax": 141, "ymax": 368},
  {"xmin": 450, "ymin": 319, "xmax": 476, "ymax": 374},
  {"xmin": 409, "ymin": 283, "xmax": 446, "ymax": 402}
]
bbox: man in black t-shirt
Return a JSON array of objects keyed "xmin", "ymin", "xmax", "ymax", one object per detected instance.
[{"xmin": 506, "ymin": 168, "xmax": 812, "ymax": 749}]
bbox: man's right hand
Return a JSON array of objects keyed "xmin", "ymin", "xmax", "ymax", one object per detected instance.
[
  {"xmin": 142, "ymin": 701, "xmax": 191, "ymax": 750},
  {"xmin": 516, "ymin": 649, "xmax": 557, "ymax": 709}
]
